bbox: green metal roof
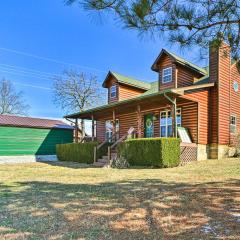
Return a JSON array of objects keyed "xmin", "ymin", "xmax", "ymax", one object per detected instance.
[
  {"xmin": 102, "ymin": 71, "xmax": 151, "ymax": 90},
  {"xmin": 65, "ymin": 80, "xmax": 214, "ymax": 119},
  {"xmin": 65, "ymin": 88, "xmax": 174, "ymax": 119},
  {"xmin": 151, "ymin": 49, "xmax": 207, "ymax": 75},
  {"xmin": 167, "ymin": 51, "xmax": 208, "ymax": 75},
  {"xmin": 65, "ymin": 48, "xmax": 220, "ymax": 119},
  {"xmin": 141, "ymin": 81, "xmax": 159, "ymax": 96},
  {"xmin": 194, "ymin": 75, "xmax": 210, "ymax": 85}
]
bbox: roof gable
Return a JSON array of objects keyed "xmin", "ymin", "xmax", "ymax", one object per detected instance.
[
  {"xmin": 151, "ymin": 49, "xmax": 207, "ymax": 75},
  {"xmin": 102, "ymin": 71, "xmax": 151, "ymax": 90}
]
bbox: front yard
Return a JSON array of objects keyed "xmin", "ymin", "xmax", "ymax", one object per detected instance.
[{"xmin": 0, "ymin": 159, "xmax": 240, "ymax": 239}]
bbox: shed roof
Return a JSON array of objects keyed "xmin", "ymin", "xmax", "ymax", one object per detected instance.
[{"xmin": 0, "ymin": 115, "xmax": 74, "ymax": 130}]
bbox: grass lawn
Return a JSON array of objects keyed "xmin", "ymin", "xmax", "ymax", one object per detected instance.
[{"xmin": 0, "ymin": 159, "xmax": 240, "ymax": 239}]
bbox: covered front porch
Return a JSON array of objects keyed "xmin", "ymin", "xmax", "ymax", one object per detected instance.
[
  {"xmin": 65, "ymin": 89, "xmax": 199, "ymax": 164},
  {"xmin": 66, "ymin": 89, "xmax": 197, "ymax": 144}
]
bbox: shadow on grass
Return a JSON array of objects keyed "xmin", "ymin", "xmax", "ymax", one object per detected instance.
[
  {"xmin": 44, "ymin": 161, "xmax": 180, "ymax": 170},
  {"xmin": 0, "ymin": 179, "xmax": 240, "ymax": 239},
  {"xmin": 43, "ymin": 161, "xmax": 97, "ymax": 169}
]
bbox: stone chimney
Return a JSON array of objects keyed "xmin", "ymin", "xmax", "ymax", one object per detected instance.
[{"xmin": 209, "ymin": 41, "xmax": 231, "ymax": 158}]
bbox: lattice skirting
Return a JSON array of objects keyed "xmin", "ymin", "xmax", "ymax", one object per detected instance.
[{"xmin": 180, "ymin": 143, "xmax": 198, "ymax": 165}]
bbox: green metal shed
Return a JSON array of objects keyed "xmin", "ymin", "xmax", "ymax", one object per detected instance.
[{"xmin": 0, "ymin": 115, "xmax": 74, "ymax": 156}]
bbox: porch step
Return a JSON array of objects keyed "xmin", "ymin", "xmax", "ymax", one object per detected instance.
[
  {"xmin": 93, "ymin": 149, "xmax": 117, "ymax": 168},
  {"xmin": 98, "ymin": 158, "xmax": 108, "ymax": 163},
  {"xmin": 102, "ymin": 156, "xmax": 109, "ymax": 160},
  {"xmin": 93, "ymin": 155, "xmax": 109, "ymax": 167},
  {"xmin": 93, "ymin": 161, "xmax": 107, "ymax": 167}
]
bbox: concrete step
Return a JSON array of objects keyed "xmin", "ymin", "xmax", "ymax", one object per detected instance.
[
  {"xmin": 93, "ymin": 161, "xmax": 106, "ymax": 167},
  {"xmin": 102, "ymin": 156, "xmax": 109, "ymax": 160},
  {"xmin": 98, "ymin": 158, "xmax": 108, "ymax": 163}
]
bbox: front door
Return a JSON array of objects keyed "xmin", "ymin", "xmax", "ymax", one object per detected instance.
[
  {"xmin": 105, "ymin": 120, "xmax": 119, "ymax": 142},
  {"xmin": 144, "ymin": 114, "xmax": 154, "ymax": 138}
]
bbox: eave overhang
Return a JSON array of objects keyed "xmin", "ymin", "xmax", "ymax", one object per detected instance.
[{"xmin": 65, "ymin": 82, "xmax": 214, "ymax": 120}]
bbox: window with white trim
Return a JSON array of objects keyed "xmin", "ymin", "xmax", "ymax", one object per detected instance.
[
  {"xmin": 160, "ymin": 109, "xmax": 181, "ymax": 137},
  {"xmin": 230, "ymin": 115, "xmax": 237, "ymax": 133},
  {"xmin": 162, "ymin": 67, "xmax": 172, "ymax": 83},
  {"xmin": 110, "ymin": 85, "xmax": 117, "ymax": 98}
]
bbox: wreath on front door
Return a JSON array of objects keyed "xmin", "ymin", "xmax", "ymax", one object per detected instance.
[{"xmin": 146, "ymin": 119, "xmax": 153, "ymax": 128}]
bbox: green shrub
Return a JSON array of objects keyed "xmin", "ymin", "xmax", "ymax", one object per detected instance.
[
  {"xmin": 117, "ymin": 138, "xmax": 180, "ymax": 168},
  {"xmin": 56, "ymin": 142, "xmax": 98, "ymax": 164}
]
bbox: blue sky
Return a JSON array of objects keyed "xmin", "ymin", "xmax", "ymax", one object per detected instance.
[{"xmin": 0, "ymin": 0, "xmax": 208, "ymax": 119}]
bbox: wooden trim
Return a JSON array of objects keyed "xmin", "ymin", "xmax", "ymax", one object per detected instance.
[
  {"xmin": 91, "ymin": 114, "xmax": 95, "ymax": 142},
  {"xmin": 174, "ymin": 83, "xmax": 215, "ymax": 93},
  {"xmin": 112, "ymin": 109, "xmax": 116, "ymax": 142},
  {"xmin": 75, "ymin": 119, "xmax": 78, "ymax": 143},
  {"xmin": 197, "ymin": 102, "xmax": 199, "ymax": 143},
  {"xmin": 175, "ymin": 67, "xmax": 178, "ymax": 88},
  {"xmin": 217, "ymin": 47, "xmax": 220, "ymax": 144},
  {"xmin": 81, "ymin": 119, "xmax": 85, "ymax": 139},
  {"xmin": 228, "ymin": 53, "xmax": 231, "ymax": 144},
  {"xmin": 137, "ymin": 105, "xmax": 142, "ymax": 138},
  {"xmin": 180, "ymin": 142, "xmax": 197, "ymax": 147}
]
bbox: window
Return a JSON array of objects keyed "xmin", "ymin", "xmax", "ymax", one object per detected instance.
[
  {"xmin": 105, "ymin": 119, "xmax": 119, "ymax": 142},
  {"xmin": 162, "ymin": 67, "xmax": 172, "ymax": 83},
  {"xmin": 176, "ymin": 109, "xmax": 181, "ymax": 126},
  {"xmin": 230, "ymin": 115, "xmax": 237, "ymax": 133},
  {"xmin": 160, "ymin": 109, "xmax": 181, "ymax": 137},
  {"xmin": 110, "ymin": 85, "xmax": 117, "ymax": 98}
]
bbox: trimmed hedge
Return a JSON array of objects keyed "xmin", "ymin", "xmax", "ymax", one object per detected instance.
[
  {"xmin": 117, "ymin": 138, "xmax": 181, "ymax": 167},
  {"xmin": 56, "ymin": 142, "xmax": 98, "ymax": 164}
]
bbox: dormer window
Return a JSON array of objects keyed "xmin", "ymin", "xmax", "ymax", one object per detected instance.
[
  {"xmin": 110, "ymin": 85, "xmax": 117, "ymax": 98},
  {"xmin": 162, "ymin": 67, "xmax": 172, "ymax": 83}
]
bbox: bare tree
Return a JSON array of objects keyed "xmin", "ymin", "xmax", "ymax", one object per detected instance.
[
  {"xmin": 53, "ymin": 69, "xmax": 104, "ymax": 114},
  {"xmin": 0, "ymin": 79, "xmax": 30, "ymax": 116},
  {"xmin": 65, "ymin": 0, "xmax": 240, "ymax": 61}
]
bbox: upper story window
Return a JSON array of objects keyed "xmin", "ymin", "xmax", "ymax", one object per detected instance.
[
  {"xmin": 162, "ymin": 67, "xmax": 172, "ymax": 83},
  {"xmin": 110, "ymin": 85, "xmax": 117, "ymax": 98},
  {"xmin": 230, "ymin": 115, "xmax": 237, "ymax": 133}
]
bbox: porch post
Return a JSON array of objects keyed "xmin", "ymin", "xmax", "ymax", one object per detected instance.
[
  {"xmin": 137, "ymin": 104, "xmax": 142, "ymax": 138},
  {"xmin": 164, "ymin": 93, "xmax": 178, "ymax": 138},
  {"xmin": 112, "ymin": 109, "xmax": 116, "ymax": 142},
  {"xmin": 91, "ymin": 114, "xmax": 95, "ymax": 142},
  {"xmin": 81, "ymin": 119, "xmax": 85, "ymax": 141},
  {"xmin": 175, "ymin": 68, "xmax": 178, "ymax": 88},
  {"xmin": 75, "ymin": 118, "xmax": 79, "ymax": 143}
]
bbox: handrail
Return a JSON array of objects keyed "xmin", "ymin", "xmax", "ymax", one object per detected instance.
[
  {"xmin": 80, "ymin": 135, "xmax": 88, "ymax": 143},
  {"xmin": 96, "ymin": 131, "xmax": 119, "ymax": 150},
  {"xmin": 93, "ymin": 131, "xmax": 120, "ymax": 162},
  {"xmin": 110, "ymin": 127, "xmax": 135, "ymax": 149},
  {"xmin": 108, "ymin": 127, "xmax": 135, "ymax": 161}
]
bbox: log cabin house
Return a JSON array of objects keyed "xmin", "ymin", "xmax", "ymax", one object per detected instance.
[{"xmin": 65, "ymin": 42, "xmax": 240, "ymax": 161}]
